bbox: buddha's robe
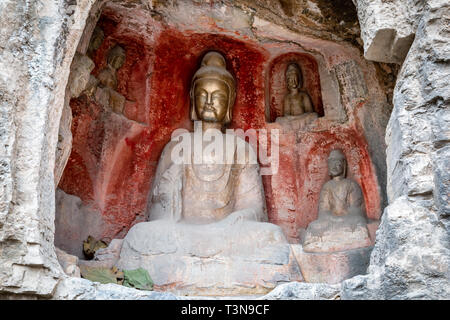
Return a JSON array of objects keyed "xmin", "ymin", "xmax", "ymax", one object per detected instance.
[
  {"xmin": 116, "ymin": 132, "xmax": 302, "ymax": 295},
  {"xmin": 148, "ymin": 132, "xmax": 267, "ymax": 223},
  {"xmin": 303, "ymin": 178, "xmax": 371, "ymax": 253},
  {"xmin": 283, "ymin": 90, "xmax": 313, "ymax": 116}
]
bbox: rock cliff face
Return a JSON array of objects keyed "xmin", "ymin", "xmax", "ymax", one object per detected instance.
[
  {"xmin": 0, "ymin": 0, "xmax": 99, "ymax": 297},
  {"xmin": 341, "ymin": 0, "xmax": 450, "ymax": 299},
  {"xmin": 0, "ymin": 0, "xmax": 448, "ymax": 299}
]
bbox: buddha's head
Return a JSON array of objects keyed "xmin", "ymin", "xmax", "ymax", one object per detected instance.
[
  {"xmin": 68, "ymin": 53, "xmax": 95, "ymax": 98},
  {"xmin": 107, "ymin": 45, "xmax": 126, "ymax": 70},
  {"xmin": 328, "ymin": 149, "xmax": 347, "ymax": 178},
  {"xmin": 286, "ymin": 63, "xmax": 302, "ymax": 90},
  {"xmin": 190, "ymin": 51, "xmax": 236, "ymax": 125},
  {"xmin": 88, "ymin": 27, "xmax": 104, "ymax": 54}
]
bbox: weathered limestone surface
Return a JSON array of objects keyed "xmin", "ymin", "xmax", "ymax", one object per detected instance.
[
  {"xmin": 54, "ymin": 189, "xmax": 106, "ymax": 258},
  {"xmin": 55, "ymin": 247, "xmax": 81, "ymax": 278},
  {"xmin": 260, "ymin": 281, "xmax": 340, "ymax": 300},
  {"xmin": 53, "ymin": 277, "xmax": 177, "ymax": 300},
  {"xmin": 352, "ymin": 0, "xmax": 423, "ymax": 63},
  {"xmin": 54, "ymin": 101, "xmax": 73, "ymax": 187},
  {"xmin": 342, "ymin": 198, "xmax": 450, "ymax": 299},
  {"xmin": 0, "ymin": 0, "xmax": 97, "ymax": 296},
  {"xmin": 341, "ymin": 0, "xmax": 450, "ymax": 299}
]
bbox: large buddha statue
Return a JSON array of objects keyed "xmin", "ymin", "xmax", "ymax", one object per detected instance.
[
  {"xmin": 302, "ymin": 149, "xmax": 372, "ymax": 252},
  {"xmin": 147, "ymin": 51, "xmax": 266, "ymax": 224},
  {"xmin": 116, "ymin": 52, "xmax": 302, "ymax": 295}
]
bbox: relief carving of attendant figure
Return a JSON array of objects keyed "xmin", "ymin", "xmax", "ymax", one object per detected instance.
[
  {"xmin": 302, "ymin": 149, "xmax": 372, "ymax": 253},
  {"xmin": 55, "ymin": 53, "xmax": 95, "ymax": 186},
  {"xmin": 98, "ymin": 45, "xmax": 126, "ymax": 90},
  {"xmin": 95, "ymin": 45, "xmax": 126, "ymax": 114},
  {"xmin": 87, "ymin": 26, "xmax": 104, "ymax": 58}
]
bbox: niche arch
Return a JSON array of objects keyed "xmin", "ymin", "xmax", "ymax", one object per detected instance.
[{"xmin": 297, "ymin": 130, "xmax": 382, "ymax": 230}]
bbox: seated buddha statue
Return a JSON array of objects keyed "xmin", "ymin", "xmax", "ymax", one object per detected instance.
[
  {"xmin": 95, "ymin": 45, "xmax": 126, "ymax": 114},
  {"xmin": 98, "ymin": 45, "xmax": 125, "ymax": 90},
  {"xmin": 275, "ymin": 63, "xmax": 317, "ymax": 130},
  {"xmin": 116, "ymin": 52, "xmax": 302, "ymax": 295},
  {"xmin": 283, "ymin": 63, "xmax": 314, "ymax": 116},
  {"xmin": 302, "ymin": 149, "xmax": 372, "ymax": 253}
]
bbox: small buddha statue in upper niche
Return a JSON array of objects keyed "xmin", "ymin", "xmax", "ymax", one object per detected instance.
[
  {"xmin": 283, "ymin": 63, "xmax": 314, "ymax": 116},
  {"xmin": 275, "ymin": 62, "xmax": 317, "ymax": 130},
  {"xmin": 302, "ymin": 149, "xmax": 372, "ymax": 253}
]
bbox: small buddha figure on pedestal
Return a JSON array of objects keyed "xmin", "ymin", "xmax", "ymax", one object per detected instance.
[
  {"xmin": 283, "ymin": 63, "xmax": 314, "ymax": 116},
  {"xmin": 302, "ymin": 149, "xmax": 372, "ymax": 253},
  {"xmin": 275, "ymin": 63, "xmax": 317, "ymax": 130}
]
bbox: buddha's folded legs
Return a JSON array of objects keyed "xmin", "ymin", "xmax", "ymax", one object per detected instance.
[{"xmin": 116, "ymin": 216, "xmax": 303, "ymax": 295}]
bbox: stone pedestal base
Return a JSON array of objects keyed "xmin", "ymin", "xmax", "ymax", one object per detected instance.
[
  {"xmin": 275, "ymin": 112, "xmax": 318, "ymax": 132},
  {"xmin": 291, "ymin": 244, "xmax": 373, "ymax": 284},
  {"xmin": 116, "ymin": 217, "xmax": 303, "ymax": 296}
]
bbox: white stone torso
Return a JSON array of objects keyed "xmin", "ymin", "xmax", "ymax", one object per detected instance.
[
  {"xmin": 183, "ymin": 160, "xmax": 237, "ymax": 223},
  {"xmin": 148, "ymin": 131, "xmax": 266, "ymax": 223}
]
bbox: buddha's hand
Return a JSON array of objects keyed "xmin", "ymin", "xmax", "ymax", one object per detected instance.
[
  {"xmin": 330, "ymin": 215, "xmax": 345, "ymax": 223},
  {"xmin": 222, "ymin": 208, "xmax": 259, "ymax": 226}
]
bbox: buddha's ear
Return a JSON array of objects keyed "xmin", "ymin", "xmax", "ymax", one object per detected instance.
[
  {"xmin": 190, "ymin": 104, "xmax": 198, "ymax": 121},
  {"xmin": 298, "ymin": 68, "xmax": 304, "ymax": 88},
  {"xmin": 343, "ymin": 159, "xmax": 347, "ymax": 178},
  {"xmin": 190, "ymin": 85, "xmax": 199, "ymax": 121},
  {"xmin": 225, "ymin": 88, "xmax": 236, "ymax": 125}
]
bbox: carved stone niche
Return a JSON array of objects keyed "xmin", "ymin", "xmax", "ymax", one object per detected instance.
[
  {"xmin": 292, "ymin": 149, "xmax": 380, "ymax": 284},
  {"xmin": 266, "ymin": 52, "xmax": 324, "ymax": 123}
]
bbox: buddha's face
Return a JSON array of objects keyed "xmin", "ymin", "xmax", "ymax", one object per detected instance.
[
  {"xmin": 286, "ymin": 65, "xmax": 300, "ymax": 90},
  {"xmin": 328, "ymin": 157, "xmax": 345, "ymax": 178},
  {"xmin": 107, "ymin": 46, "xmax": 126, "ymax": 70},
  {"xmin": 194, "ymin": 78, "xmax": 229, "ymax": 123},
  {"xmin": 109, "ymin": 54, "xmax": 125, "ymax": 70},
  {"xmin": 69, "ymin": 54, "xmax": 94, "ymax": 98},
  {"xmin": 88, "ymin": 27, "xmax": 104, "ymax": 52}
]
